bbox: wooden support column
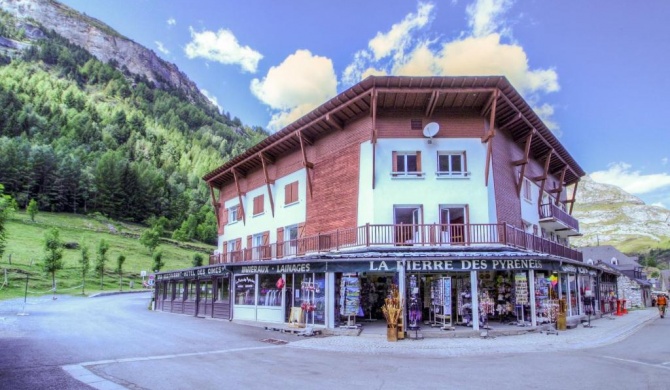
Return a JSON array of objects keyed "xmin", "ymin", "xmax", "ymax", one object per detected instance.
[
  {"xmin": 208, "ymin": 184, "xmax": 220, "ymax": 226},
  {"xmin": 536, "ymin": 150, "xmax": 554, "ymax": 210},
  {"xmin": 425, "ymin": 90, "xmax": 439, "ymax": 118},
  {"xmin": 259, "ymin": 152, "xmax": 275, "ymax": 217},
  {"xmin": 232, "ymin": 169, "xmax": 246, "ymax": 225},
  {"xmin": 514, "ymin": 131, "xmax": 535, "ymax": 197},
  {"xmin": 569, "ymin": 181, "xmax": 579, "ymax": 215},
  {"xmin": 296, "ymin": 130, "xmax": 314, "ymax": 199},
  {"xmin": 552, "ymin": 166, "xmax": 568, "ymax": 205},
  {"xmin": 483, "ymin": 90, "xmax": 499, "ymax": 186},
  {"xmin": 371, "ymin": 89, "xmax": 378, "ymax": 190}
]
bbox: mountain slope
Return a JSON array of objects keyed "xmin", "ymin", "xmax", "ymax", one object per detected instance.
[
  {"xmin": 0, "ymin": 3, "xmax": 267, "ymax": 244},
  {"xmin": 0, "ymin": 0, "xmax": 210, "ymax": 107},
  {"xmin": 571, "ymin": 175, "xmax": 670, "ymax": 252}
]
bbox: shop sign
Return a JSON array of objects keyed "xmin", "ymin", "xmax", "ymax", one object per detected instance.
[
  {"xmin": 235, "ymin": 262, "xmax": 327, "ymax": 274},
  {"xmin": 205, "ymin": 266, "xmax": 227, "ymax": 276},
  {"xmin": 156, "ymin": 271, "xmax": 182, "ymax": 281},
  {"xmin": 329, "ymin": 260, "xmax": 399, "ymax": 273},
  {"xmin": 235, "ymin": 276, "xmax": 255, "ymax": 290},
  {"xmin": 404, "ymin": 259, "xmax": 551, "ymax": 272},
  {"xmin": 577, "ymin": 267, "xmax": 589, "ymax": 274},
  {"xmin": 514, "ymin": 272, "xmax": 529, "ymax": 305},
  {"xmin": 561, "ymin": 265, "xmax": 577, "ymax": 273},
  {"xmin": 183, "ymin": 269, "xmax": 196, "ymax": 277}
]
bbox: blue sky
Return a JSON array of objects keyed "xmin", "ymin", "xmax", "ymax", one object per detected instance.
[{"xmin": 59, "ymin": 0, "xmax": 670, "ymax": 209}]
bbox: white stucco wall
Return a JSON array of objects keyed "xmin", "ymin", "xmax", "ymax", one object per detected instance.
[
  {"xmin": 218, "ymin": 169, "xmax": 306, "ymax": 252},
  {"xmin": 358, "ymin": 138, "xmax": 493, "ymax": 225}
]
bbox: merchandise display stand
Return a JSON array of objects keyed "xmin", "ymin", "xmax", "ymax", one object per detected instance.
[
  {"xmin": 439, "ymin": 277, "xmax": 454, "ymax": 331},
  {"xmin": 583, "ymin": 296, "xmax": 594, "ymax": 328},
  {"xmin": 543, "ymin": 299, "xmax": 559, "ymax": 335},
  {"xmin": 407, "ymin": 275, "xmax": 423, "ymax": 339},
  {"xmin": 339, "ymin": 275, "xmax": 362, "ymax": 329}
]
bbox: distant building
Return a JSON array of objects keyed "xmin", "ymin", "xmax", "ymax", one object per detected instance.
[
  {"xmin": 155, "ymin": 76, "xmax": 617, "ymax": 334},
  {"xmin": 582, "ymin": 245, "xmax": 651, "ymax": 308}
]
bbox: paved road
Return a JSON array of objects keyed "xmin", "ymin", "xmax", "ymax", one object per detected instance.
[{"xmin": 1, "ymin": 293, "xmax": 669, "ymax": 389}]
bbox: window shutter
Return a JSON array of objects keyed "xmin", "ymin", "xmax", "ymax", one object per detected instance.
[
  {"xmin": 392, "ymin": 151, "xmax": 398, "ymax": 173},
  {"xmin": 259, "ymin": 194, "xmax": 264, "ymax": 214},
  {"xmin": 284, "ymin": 183, "xmax": 291, "ymax": 205},
  {"xmin": 292, "ymin": 182, "xmax": 298, "ymax": 203},
  {"xmin": 222, "ymin": 242, "xmax": 227, "ymax": 263},
  {"xmin": 245, "ymin": 235, "xmax": 252, "ymax": 261},
  {"xmin": 219, "ymin": 207, "xmax": 228, "ymax": 234},
  {"xmin": 276, "ymin": 227, "xmax": 284, "ymax": 257},
  {"xmin": 416, "ymin": 151, "xmax": 422, "ymax": 173},
  {"xmin": 236, "ymin": 205, "xmax": 242, "ymax": 221},
  {"xmin": 262, "ymin": 231, "xmax": 270, "ymax": 259}
]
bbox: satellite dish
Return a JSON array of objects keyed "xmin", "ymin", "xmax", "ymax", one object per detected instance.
[{"xmin": 423, "ymin": 122, "xmax": 439, "ymax": 141}]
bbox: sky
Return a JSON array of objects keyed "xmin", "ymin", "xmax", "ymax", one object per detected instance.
[{"xmin": 58, "ymin": 0, "xmax": 670, "ymax": 209}]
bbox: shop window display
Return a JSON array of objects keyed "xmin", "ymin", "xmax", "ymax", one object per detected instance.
[
  {"xmin": 235, "ymin": 275, "xmax": 256, "ymax": 305},
  {"xmin": 258, "ymin": 274, "xmax": 282, "ymax": 306},
  {"xmin": 534, "ymin": 272, "xmax": 559, "ymax": 325}
]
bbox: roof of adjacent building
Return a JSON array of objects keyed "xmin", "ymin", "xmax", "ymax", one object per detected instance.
[
  {"xmin": 204, "ymin": 75, "xmax": 585, "ymax": 187},
  {"xmin": 581, "ymin": 245, "xmax": 640, "ymax": 268}
]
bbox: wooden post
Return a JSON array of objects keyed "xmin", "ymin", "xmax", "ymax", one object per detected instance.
[{"xmin": 365, "ymin": 223, "xmax": 370, "ymax": 247}]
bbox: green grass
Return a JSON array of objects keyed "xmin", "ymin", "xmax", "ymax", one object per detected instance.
[{"xmin": 0, "ymin": 211, "xmax": 214, "ymax": 300}]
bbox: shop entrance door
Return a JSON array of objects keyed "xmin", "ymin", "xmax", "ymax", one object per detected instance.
[{"xmin": 197, "ymin": 280, "xmax": 213, "ymax": 317}]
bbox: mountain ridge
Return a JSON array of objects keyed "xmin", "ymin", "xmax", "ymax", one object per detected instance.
[
  {"xmin": 0, "ymin": 0, "xmax": 212, "ymax": 109},
  {"xmin": 572, "ymin": 175, "xmax": 670, "ymax": 252}
]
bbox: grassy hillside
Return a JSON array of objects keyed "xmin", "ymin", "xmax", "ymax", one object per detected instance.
[{"xmin": 0, "ymin": 211, "xmax": 213, "ymax": 300}]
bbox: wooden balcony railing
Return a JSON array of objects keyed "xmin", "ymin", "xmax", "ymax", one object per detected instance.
[
  {"xmin": 539, "ymin": 203, "xmax": 579, "ymax": 232},
  {"xmin": 209, "ymin": 223, "xmax": 583, "ymax": 265}
]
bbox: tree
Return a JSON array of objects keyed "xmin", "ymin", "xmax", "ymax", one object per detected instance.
[
  {"xmin": 42, "ymin": 228, "xmax": 64, "ymax": 296},
  {"xmin": 116, "ymin": 254, "xmax": 126, "ymax": 291},
  {"xmin": 152, "ymin": 250, "xmax": 164, "ymax": 273},
  {"xmin": 95, "ymin": 239, "xmax": 109, "ymax": 289},
  {"xmin": 140, "ymin": 228, "xmax": 160, "ymax": 255},
  {"xmin": 27, "ymin": 198, "xmax": 38, "ymax": 222},
  {"xmin": 0, "ymin": 184, "xmax": 16, "ymax": 260},
  {"xmin": 79, "ymin": 245, "xmax": 90, "ymax": 295},
  {"xmin": 192, "ymin": 253, "xmax": 204, "ymax": 267}
]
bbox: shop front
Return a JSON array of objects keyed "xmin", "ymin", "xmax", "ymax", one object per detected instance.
[
  {"xmin": 154, "ymin": 256, "xmax": 618, "ymax": 335},
  {"xmin": 154, "ymin": 266, "xmax": 231, "ymax": 320}
]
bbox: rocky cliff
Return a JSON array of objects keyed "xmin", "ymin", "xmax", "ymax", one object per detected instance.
[
  {"xmin": 571, "ymin": 175, "xmax": 670, "ymax": 250},
  {"xmin": 0, "ymin": 0, "xmax": 212, "ymax": 108}
]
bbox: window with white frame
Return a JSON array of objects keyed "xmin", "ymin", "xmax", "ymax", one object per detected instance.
[
  {"xmin": 437, "ymin": 151, "xmax": 467, "ymax": 177},
  {"xmin": 285, "ymin": 225, "xmax": 298, "ymax": 256},
  {"xmin": 252, "ymin": 233, "xmax": 264, "ymax": 260},
  {"xmin": 392, "ymin": 151, "xmax": 422, "ymax": 177},
  {"xmin": 522, "ymin": 178, "xmax": 533, "ymax": 202},
  {"xmin": 228, "ymin": 205, "xmax": 240, "ymax": 224}
]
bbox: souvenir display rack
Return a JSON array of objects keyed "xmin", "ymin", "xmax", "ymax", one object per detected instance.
[{"xmin": 339, "ymin": 275, "xmax": 361, "ymax": 329}]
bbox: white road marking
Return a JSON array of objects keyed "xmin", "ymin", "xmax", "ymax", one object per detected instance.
[
  {"xmin": 63, "ymin": 345, "xmax": 280, "ymax": 389},
  {"xmin": 603, "ymin": 356, "xmax": 670, "ymax": 371}
]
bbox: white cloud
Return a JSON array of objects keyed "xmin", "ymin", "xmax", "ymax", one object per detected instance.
[
  {"xmin": 167, "ymin": 18, "xmax": 176, "ymax": 26},
  {"xmin": 250, "ymin": 49, "xmax": 337, "ymax": 130},
  {"xmin": 342, "ymin": 0, "xmax": 561, "ymax": 131},
  {"xmin": 531, "ymin": 103, "xmax": 560, "ymax": 134},
  {"xmin": 652, "ymin": 202, "xmax": 667, "ymax": 209},
  {"xmin": 466, "ymin": 0, "xmax": 513, "ymax": 37},
  {"xmin": 662, "ymin": 157, "xmax": 668, "ymax": 165},
  {"xmin": 185, "ymin": 27, "xmax": 263, "ymax": 73},
  {"xmin": 155, "ymin": 41, "xmax": 169, "ymax": 55},
  {"xmin": 590, "ymin": 162, "xmax": 670, "ymax": 195},
  {"xmin": 200, "ymin": 89, "xmax": 222, "ymax": 113},
  {"xmin": 368, "ymin": 2, "xmax": 433, "ymax": 61}
]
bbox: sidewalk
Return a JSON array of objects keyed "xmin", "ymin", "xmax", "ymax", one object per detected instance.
[{"xmin": 287, "ymin": 308, "xmax": 659, "ymax": 357}]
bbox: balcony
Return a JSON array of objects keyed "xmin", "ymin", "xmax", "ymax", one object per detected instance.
[
  {"xmin": 539, "ymin": 203, "xmax": 580, "ymax": 235},
  {"xmin": 209, "ymin": 223, "xmax": 582, "ymax": 265}
]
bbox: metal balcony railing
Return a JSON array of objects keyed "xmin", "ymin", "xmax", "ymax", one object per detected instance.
[
  {"xmin": 209, "ymin": 223, "xmax": 582, "ymax": 265},
  {"xmin": 539, "ymin": 203, "xmax": 579, "ymax": 232}
]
